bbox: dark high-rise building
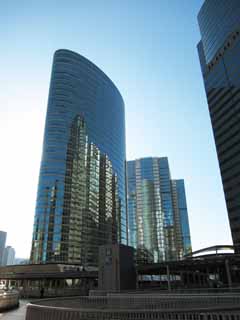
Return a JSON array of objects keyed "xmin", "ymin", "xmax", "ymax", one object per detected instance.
[
  {"xmin": 0, "ymin": 231, "xmax": 7, "ymax": 266},
  {"xmin": 197, "ymin": 0, "xmax": 240, "ymax": 251},
  {"xmin": 127, "ymin": 157, "xmax": 191, "ymax": 263},
  {"xmin": 30, "ymin": 49, "xmax": 127, "ymax": 266}
]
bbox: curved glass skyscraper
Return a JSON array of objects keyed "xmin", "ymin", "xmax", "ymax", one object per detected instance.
[{"xmin": 30, "ymin": 49, "xmax": 127, "ymax": 266}]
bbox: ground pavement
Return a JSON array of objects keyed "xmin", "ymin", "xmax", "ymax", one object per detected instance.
[{"xmin": 0, "ymin": 300, "xmax": 29, "ymax": 319}]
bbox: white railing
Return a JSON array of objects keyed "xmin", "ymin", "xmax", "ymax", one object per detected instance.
[
  {"xmin": 30, "ymin": 294, "xmax": 240, "ymax": 310},
  {"xmin": 26, "ymin": 304, "xmax": 240, "ymax": 320},
  {"xmin": 26, "ymin": 294, "xmax": 240, "ymax": 320}
]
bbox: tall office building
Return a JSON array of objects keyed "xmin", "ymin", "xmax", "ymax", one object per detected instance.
[
  {"xmin": 30, "ymin": 49, "xmax": 127, "ymax": 266},
  {"xmin": 0, "ymin": 231, "xmax": 7, "ymax": 266},
  {"xmin": 2, "ymin": 246, "xmax": 15, "ymax": 266},
  {"xmin": 197, "ymin": 0, "xmax": 240, "ymax": 251},
  {"xmin": 127, "ymin": 157, "xmax": 191, "ymax": 263},
  {"xmin": 171, "ymin": 180, "xmax": 192, "ymax": 258}
]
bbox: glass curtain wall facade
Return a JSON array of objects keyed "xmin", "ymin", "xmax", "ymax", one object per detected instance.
[
  {"xmin": 2, "ymin": 246, "xmax": 15, "ymax": 266},
  {"xmin": 30, "ymin": 49, "xmax": 127, "ymax": 266},
  {"xmin": 0, "ymin": 231, "xmax": 7, "ymax": 266},
  {"xmin": 198, "ymin": 0, "xmax": 240, "ymax": 251},
  {"xmin": 171, "ymin": 180, "xmax": 192, "ymax": 258},
  {"xmin": 127, "ymin": 157, "xmax": 191, "ymax": 264}
]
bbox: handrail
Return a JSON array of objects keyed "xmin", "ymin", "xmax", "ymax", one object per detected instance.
[
  {"xmin": 29, "ymin": 293, "xmax": 240, "ymax": 310},
  {"xmin": 26, "ymin": 301, "xmax": 240, "ymax": 320}
]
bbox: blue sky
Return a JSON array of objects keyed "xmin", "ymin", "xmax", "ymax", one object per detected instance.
[{"xmin": 0, "ymin": 0, "xmax": 232, "ymax": 258}]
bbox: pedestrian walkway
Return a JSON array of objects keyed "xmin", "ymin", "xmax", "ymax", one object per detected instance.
[{"xmin": 0, "ymin": 300, "xmax": 28, "ymax": 319}]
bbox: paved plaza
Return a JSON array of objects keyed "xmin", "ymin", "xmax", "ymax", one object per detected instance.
[{"xmin": 0, "ymin": 300, "xmax": 28, "ymax": 319}]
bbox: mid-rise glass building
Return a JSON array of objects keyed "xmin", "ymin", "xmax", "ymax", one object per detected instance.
[
  {"xmin": 127, "ymin": 157, "xmax": 191, "ymax": 263},
  {"xmin": 30, "ymin": 49, "xmax": 127, "ymax": 266},
  {"xmin": 2, "ymin": 246, "xmax": 15, "ymax": 266},
  {"xmin": 198, "ymin": 0, "xmax": 240, "ymax": 251},
  {"xmin": 171, "ymin": 179, "xmax": 192, "ymax": 258},
  {"xmin": 0, "ymin": 231, "xmax": 7, "ymax": 266}
]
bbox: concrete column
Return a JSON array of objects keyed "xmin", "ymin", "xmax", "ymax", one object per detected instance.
[
  {"xmin": 136, "ymin": 269, "xmax": 139, "ymax": 289},
  {"xmin": 187, "ymin": 272, "xmax": 192, "ymax": 287},
  {"xmin": 179, "ymin": 271, "xmax": 183, "ymax": 288},
  {"xmin": 196, "ymin": 272, "xmax": 201, "ymax": 287},
  {"xmin": 225, "ymin": 259, "xmax": 232, "ymax": 289},
  {"xmin": 166, "ymin": 265, "xmax": 171, "ymax": 292},
  {"xmin": 206, "ymin": 267, "xmax": 210, "ymax": 286},
  {"xmin": 194, "ymin": 272, "xmax": 198, "ymax": 287},
  {"xmin": 200, "ymin": 273, "xmax": 204, "ymax": 287}
]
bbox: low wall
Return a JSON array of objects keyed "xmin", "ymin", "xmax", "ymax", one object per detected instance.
[
  {"xmin": 89, "ymin": 287, "xmax": 240, "ymax": 296},
  {"xmin": 26, "ymin": 294, "xmax": 240, "ymax": 320},
  {"xmin": 28, "ymin": 294, "xmax": 240, "ymax": 309},
  {"xmin": 19, "ymin": 287, "xmax": 87, "ymax": 298},
  {"xmin": 0, "ymin": 290, "xmax": 19, "ymax": 312}
]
